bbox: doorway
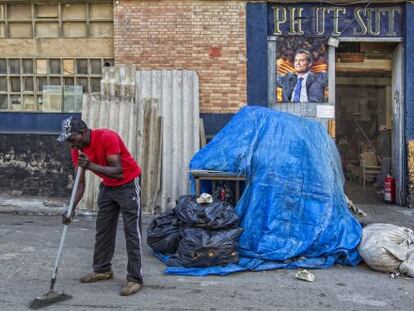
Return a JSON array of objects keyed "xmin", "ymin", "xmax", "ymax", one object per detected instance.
[{"xmin": 335, "ymin": 41, "xmax": 404, "ymax": 205}]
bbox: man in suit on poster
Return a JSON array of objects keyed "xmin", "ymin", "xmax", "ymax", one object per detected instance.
[{"xmin": 277, "ymin": 49, "xmax": 326, "ymax": 103}]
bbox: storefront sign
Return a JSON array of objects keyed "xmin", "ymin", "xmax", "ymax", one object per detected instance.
[{"xmin": 269, "ymin": 4, "xmax": 402, "ymax": 37}]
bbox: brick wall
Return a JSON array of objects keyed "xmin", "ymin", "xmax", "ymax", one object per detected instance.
[{"xmin": 114, "ymin": 0, "xmax": 247, "ymax": 113}]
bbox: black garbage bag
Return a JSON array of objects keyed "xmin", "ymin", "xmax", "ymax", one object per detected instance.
[
  {"xmin": 147, "ymin": 209, "xmax": 181, "ymax": 254},
  {"xmin": 176, "ymin": 195, "xmax": 239, "ymax": 230},
  {"xmin": 166, "ymin": 227, "xmax": 243, "ymax": 268}
]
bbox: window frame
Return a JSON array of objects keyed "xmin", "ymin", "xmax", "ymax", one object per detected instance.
[
  {"xmin": 0, "ymin": 1, "xmax": 113, "ymax": 39},
  {"xmin": 0, "ymin": 57, "xmax": 114, "ymax": 112}
]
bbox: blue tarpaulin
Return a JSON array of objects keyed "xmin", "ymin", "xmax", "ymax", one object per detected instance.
[{"xmin": 158, "ymin": 106, "xmax": 362, "ymax": 275}]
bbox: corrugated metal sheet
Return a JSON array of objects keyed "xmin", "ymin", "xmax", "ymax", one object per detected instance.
[
  {"xmin": 136, "ymin": 70, "xmax": 200, "ymax": 213},
  {"xmin": 80, "ymin": 95, "xmax": 139, "ymax": 211},
  {"xmin": 80, "ymin": 69, "xmax": 199, "ymax": 214}
]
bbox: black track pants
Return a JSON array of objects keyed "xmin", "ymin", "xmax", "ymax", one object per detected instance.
[{"xmin": 92, "ymin": 177, "xmax": 143, "ymax": 284}]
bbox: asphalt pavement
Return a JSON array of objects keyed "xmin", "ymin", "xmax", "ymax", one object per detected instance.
[{"xmin": 0, "ymin": 206, "xmax": 413, "ymax": 311}]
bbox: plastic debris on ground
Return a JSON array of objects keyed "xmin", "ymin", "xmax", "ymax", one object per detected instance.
[
  {"xmin": 154, "ymin": 106, "xmax": 362, "ymax": 276},
  {"xmin": 295, "ymin": 269, "xmax": 316, "ymax": 282},
  {"xmin": 390, "ymin": 272, "xmax": 400, "ymax": 279},
  {"xmin": 346, "ymin": 195, "xmax": 367, "ymax": 217},
  {"xmin": 358, "ymin": 223, "xmax": 414, "ymax": 277}
]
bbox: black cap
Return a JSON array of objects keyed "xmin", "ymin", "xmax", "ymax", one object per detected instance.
[{"xmin": 57, "ymin": 117, "xmax": 87, "ymax": 143}]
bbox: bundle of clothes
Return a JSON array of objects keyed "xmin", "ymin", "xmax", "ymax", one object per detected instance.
[
  {"xmin": 147, "ymin": 195, "xmax": 243, "ymax": 268},
  {"xmin": 358, "ymin": 223, "xmax": 414, "ymax": 277}
]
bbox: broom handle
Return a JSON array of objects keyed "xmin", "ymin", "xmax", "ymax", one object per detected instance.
[{"xmin": 50, "ymin": 167, "xmax": 84, "ymax": 291}]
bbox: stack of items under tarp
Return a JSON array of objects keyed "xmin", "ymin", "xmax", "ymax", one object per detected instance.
[
  {"xmin": 155, "ymin": 106, "xmax": 362, "ymax": 276},
  {"xmin": 147, "ymin": 195, "xmax": 243, "ymax": 268}
]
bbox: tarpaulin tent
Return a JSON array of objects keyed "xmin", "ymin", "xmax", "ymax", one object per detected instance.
[{"xmin": 157, "ymin": 106, "xmax": 362, "ymax": 275}]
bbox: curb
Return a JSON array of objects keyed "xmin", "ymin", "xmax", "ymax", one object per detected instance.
[
  {"xmin": 0, "ymin": 205, "xmax": 97, "ymax": 217},
  {"xmin": 0, "ymin": 196, "xmax": 96, "ymax": 217}
]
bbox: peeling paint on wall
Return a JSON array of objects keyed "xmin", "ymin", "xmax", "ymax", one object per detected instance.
[{"xmin": 0, "ymin": 134, "xmax": 73, "ymax": 197}]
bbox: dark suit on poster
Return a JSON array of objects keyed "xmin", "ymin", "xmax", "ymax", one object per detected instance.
[{"xmin": 277, "ymin": 72, "xmax": 327, "ymax": 103}]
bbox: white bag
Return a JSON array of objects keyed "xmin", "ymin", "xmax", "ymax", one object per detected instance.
[
  {"xmin": 399, "ymin": 249, "xmax": 414, "ymax": 277},
  {"xmin": 358, "ymin": 223, "xmax": 414, "ymax": 276}
]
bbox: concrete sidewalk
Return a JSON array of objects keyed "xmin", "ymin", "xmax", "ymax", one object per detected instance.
[{"xmin": 0, "ymin": 208, "xmax": 413, "ymax": 311}]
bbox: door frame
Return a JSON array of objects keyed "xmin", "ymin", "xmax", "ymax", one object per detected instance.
[
  {"xmin": 335, "ymin": 37, "xmax": 405, "ymax": 205},
  {"xmin": 391, "ymin": 43, "xmax": 405, "ymax": 205},
  {"xmin": 267, "ymin": 36, "xmax": 406, "ymax": 205}
]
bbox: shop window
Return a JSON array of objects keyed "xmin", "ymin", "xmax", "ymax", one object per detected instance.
[
  {"xmin": 49, "ymin": 59, "xmax": 61, "ymax": 75},
  {"xmin": 0, "ymin": 57, "xmax": 113, "ymax": 112},
  {"xmin": 90, "ymin": 59, "xmax": 102, "ymax": 75},
  {"xmin": 0, "ymin": 77, "xmax": 7, "ymax": 91},
  {"xmin": 49, "ymin": 77, "xmax": 62, "ymax": 86},
  {"xmin": 90, "ymin": 78, "xmax": 101, "ymax": 93},
  {"xmin": 10, "ymin": 77, "xmax": 21, "ymax": 92},
  {"xmin": 8, "ymin": 4, "xmax": 32, "ymax": 20},
  {"xmin": 23, "ymin": 95, "xmax": 36, "ymax": 111},
  {"xmin": 64, "ymin": 77, "xmax": 74, "ymax": 86},
  {"xmin": 8, "ymin": 23, "xmax": 32, "ymax": 38},
  {"xmin": 64, "ymin": 85, "xmax": 83, "ymax": 112},
  {"xmin": 37, "ymin": 95, "xmax": 42, "ymax": 106},
  {"xmin": 0, "ymin": 60, "xmax": 6, "ymax": 74},
  {"xmin": 0, "ymin": 94, "xmax": 8, "ymax": 109},
  {"xmin": 35, "ymin": 4, "xmax": 59, "ymax": 18},
  {"xmin": 36, "ymin": 59, "xmax": 47, "ymax": 75},
  {"xmin": 77, "ymin": 59, "xmax": 88, "ymax": 75},
  {"xmin": 36, "ymin": 22, "xmax": 60, "ymax": 38},
  {"xmin": 62, "ymin": 3, "xmax": 87, "ymax": 20},
  {"xmin": 0, "ymin": 2, "xmax": 112, "ymax": 39},
  {"xmin": 37, "ymin": 77, "xmax": 47, "ymax": 91},
  {"xmin": 77, "ymin": 77, "xmax": 88, "ymax": 93},
  {"xmin": 0, "ymin": 23, "xmax": 5, "ymax": 38},
  {"xmin": 90, "ymin": 3, "xmax": 113, "ymax": 19},
  {"xmin": 23, "ymin": 77, "xmax": 34, "ymax": 92},
  {"xmin": 9, "ymin": 59, "xmax": 20, "ymax": 74},
  {"xmin": 90, "ymin": 22, "xmax": 113, "ymax": 38},
  {"xmin": 10, "ymin": 95, "xmax": 21, "ymax": 110},
  {"xmin": 63, "ymin": 59, "xmax": 74, "ymax": 75},
  {"xmin": 22, "ymin": 59, "xmax": 33, "ymax": 74},
  {"xmin": 42, "ymin": 85, "xmax": 62, "ymax": 112},
  {"xmin": 63, "ymin": 22, "xmax": 87, "ymax": 38}
]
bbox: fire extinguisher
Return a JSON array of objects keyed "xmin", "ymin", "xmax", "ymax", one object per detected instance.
[
  {"xmin": 220, "ymin": 187, "xmax": 226, "ymax": 201},
  {"xmin": 384, "ymin": 175, "xmax": 396, "ymax": 204}
]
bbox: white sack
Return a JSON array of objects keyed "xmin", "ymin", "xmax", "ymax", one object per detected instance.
[{"xmin": 358, "ymin": 223, "xmax": 414, "ymax": 276}]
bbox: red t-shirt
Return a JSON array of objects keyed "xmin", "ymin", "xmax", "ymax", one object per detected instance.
[{"xmin": 71, "ymin": 129, "xmax": 141, "ymax": 187}]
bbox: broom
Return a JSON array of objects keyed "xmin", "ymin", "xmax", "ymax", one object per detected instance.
[{"xmin": 29, "ymin": 167, "xmax": 84, "ymax": 309}]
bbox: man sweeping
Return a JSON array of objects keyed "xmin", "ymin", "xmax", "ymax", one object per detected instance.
[{"xmin": 57, "ymin": 116, "xmax": 143, "ymax": 296}]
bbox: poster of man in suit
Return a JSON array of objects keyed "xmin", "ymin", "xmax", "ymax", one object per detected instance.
[{"xmin": 276, "ymin": 37, "xmax": 328, "ymax": 103}]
